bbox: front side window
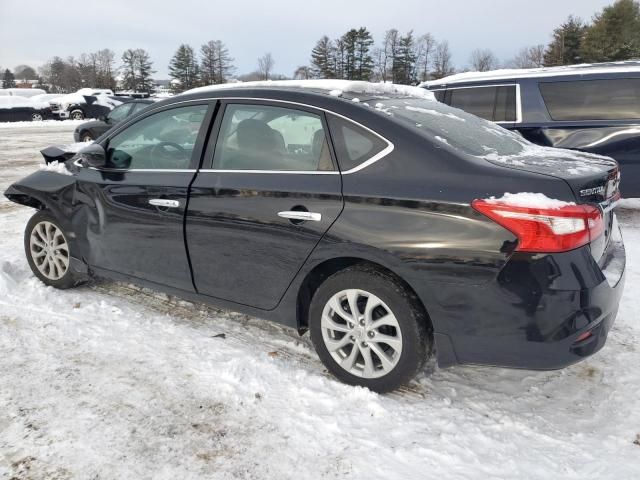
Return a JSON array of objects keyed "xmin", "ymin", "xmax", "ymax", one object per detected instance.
[
  {"xmin": 539, "ymin": 78, "xmax": 640, "ymax": 120},
  {"xmin": 213, "ymin": 104, "xmax": 333, "ymax": 171},
  {"xmin": 106, "ymin": 105, "xmax": 208, "ymax": 169},
  {"xmin": 106, "ymin": 103, "xmax": 132, "ymax": 123}
]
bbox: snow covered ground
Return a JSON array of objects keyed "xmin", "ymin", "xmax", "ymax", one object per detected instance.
[{"xmin": 1, "ymin": 124, "xmax": 639, "ymax": 479}]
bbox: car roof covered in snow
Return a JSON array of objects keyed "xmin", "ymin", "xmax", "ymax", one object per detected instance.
[
  {"xmin": 179, "ymin": 80, "xmax": 435, "ymax": 103},
  {"xmin": 424, "ymin": 60, "xmax": 640, "ymax": 87}
]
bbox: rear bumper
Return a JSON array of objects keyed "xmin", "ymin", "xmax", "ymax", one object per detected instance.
[{"xmin": 429, "ymin": 220, "xmax": 626, "ymax": 370}]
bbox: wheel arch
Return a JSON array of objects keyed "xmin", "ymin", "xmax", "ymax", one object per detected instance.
[{"xmin": 296, "ymin": 256, "xmax": 433, "ymax": 334}]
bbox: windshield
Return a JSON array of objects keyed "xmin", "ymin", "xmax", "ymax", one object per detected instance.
[{"xmin": 374, "ymin": 98, "xmax": 526, "ymax": 157}]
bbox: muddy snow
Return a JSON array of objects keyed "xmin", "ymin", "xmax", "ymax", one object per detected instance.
[{"xmin": 1, "ymin": 124, "xmax": 639, "ymax": 479}]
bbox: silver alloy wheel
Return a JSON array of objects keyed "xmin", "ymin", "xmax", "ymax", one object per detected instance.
[
  {"xmin": 70, "ymin": 110, "xmax": 84, "ymax": 120},
  {"xmin": 81, "ymin": 134, "xmax": 93, "ymax": 142},
  {"xmin": 31, "ymin": 112, "xmax": 43, "ymax": 121},
  {"xmin": 29, "ymin": 221, "xmax": 70, "ymax": 280},
  {"xmin": 321, "ymin": 289, "xmax": 403, "ymax": 378}
]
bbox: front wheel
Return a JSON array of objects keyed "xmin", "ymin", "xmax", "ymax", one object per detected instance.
[
  {"xmin": 24, "ymin": 211, "xmax": 78, "ymax": 289},
  {"xmin": 80, "ymin": 131, "xmax": 94, "ymax": 142},
  {"xmin": 309, "ymin": 265, "xmax": 432, "ymax": 392},
  {"xmin": 70, "ymin": 109, "xmax": 84, "ymax": 120},
  {"xmin": 31, "ymin": 112, "xmax": 43, "ymax": 121}
]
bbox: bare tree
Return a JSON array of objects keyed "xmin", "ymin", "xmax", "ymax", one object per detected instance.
[
  {"xmin": 257, "ymin": 52, "xmax": 275, "ymax": 80},
  {"xmin": 506, "ymin": 45, "xmax": 545, "ymax": 69},
  {"xmin": 414, "ymin": 33, "xmax": 437, "ymax": 82},
  {"xmin": 432, "ymin": 41, "xmax": 455, "ymax": 79},
  {"xmin": 470, "ymin": 48, "xmax": 499, "ymax": 72}
]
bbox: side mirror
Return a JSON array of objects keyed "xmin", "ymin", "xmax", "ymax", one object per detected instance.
[
  {"xmin": 99, "ymin": 114, "xmax": 107, "ymax": 122},
  {"xmin": 77, "ymin": 143, "xmax": 107, "ymax": 168}
]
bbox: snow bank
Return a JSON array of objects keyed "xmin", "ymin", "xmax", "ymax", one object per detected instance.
[
  {"xmin": 485, "ymin": 192, "xmax": 575, "ymax": 209},
  {"xmin": 186, "ymin": 79, "xmax": 435, "ymax": 100}
]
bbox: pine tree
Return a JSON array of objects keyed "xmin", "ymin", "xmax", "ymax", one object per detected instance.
[
  {"xmin": 393, "ymin": 31, "xmax": 417, "ymax": 84},
  {"xmin": 2, "ymin": 69, "xmax": 16, "ymax": 88},
  {"xmin": 353, "ymin": 27, "xmax": 374, "ymax": 80},
  {"xmin": 340, "ymin": 29, "xmax": 358, "ymax": 79},
  {"xmin": 543, "ymin": 16, "xmax": 587, "ymax": 66},
  {"xmin": 120, "ymin": 49, "xmax": 155, "ymax": 93},
  {"xmin": 136, "ymin": 49, "xmax": 155, "ymax": 93},
  {"xmin": 310, "ymin": 36, "xmax": 336, "ymax": 78},
  {"xmin": 581, "ymin": 0, "xmax": 640, "ymax": 62},
  {"xmin": 121, "ymin": 49, "xmax": 138, "ymax": 91},
  {"xmin": 169, "ymin": 44, "xmax": 200, "ymax": 92},
  {"xmin": 200, "ymin": 40, "xmax": 235, "ymax": 85}
]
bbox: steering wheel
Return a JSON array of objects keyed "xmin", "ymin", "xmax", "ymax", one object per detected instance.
[{"xmin": 149, "ymin": 141, "xmax": 187, "ymax": 168}]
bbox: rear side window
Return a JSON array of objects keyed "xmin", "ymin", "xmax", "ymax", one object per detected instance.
[
  {"xmin": 326, "ymin": 116, "xmax": 388, "ymax": 171},
  {"xmin": 539, "ymin": 79, "xmax": 640, "ymax": 120},
  {"xmin": 449, "ymin": 86, "xmax": 516, "ymax": 122},
  {"xmin": 213, "ymin": 104, "xmax": 334, "ymax": 171}
]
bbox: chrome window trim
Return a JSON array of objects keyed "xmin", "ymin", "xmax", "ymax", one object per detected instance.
[
  {"xmin": 120, "ymin": 96, "xmax": 395, "ymax": 175},
  {"xmin": 431, "ymin": 83, "xmax": 522, "ymax": 124}
]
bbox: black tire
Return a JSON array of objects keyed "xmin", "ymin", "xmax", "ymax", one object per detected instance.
[
  {"xmin": 24, "ymin": 210, "xmax": 78, "ymax": 289},
  {"xmin": 31, "ymin": 112, "xmax": 43, "ymax": 121},
  {"xmin": 309, "ymin": 265, "xmax": 432, "ymax": 393},
  {"xmin": 70, "ymin": 109, "xmax": 84, "ymax": 120},
  {"xmin": 80, "ymin": 131, "xmax": 94, "ymax": 142}
]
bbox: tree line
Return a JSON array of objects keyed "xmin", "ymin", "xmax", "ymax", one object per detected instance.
[
  {"xmin": 3, "ymin": 0, "xmax": 639, "ymax": 93},
  {"xmin": 468, "ymin": 0, "xmax": 640, "ymax": 72}
]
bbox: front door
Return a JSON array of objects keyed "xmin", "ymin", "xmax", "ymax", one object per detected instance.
[
  {"xmin": 187, "ymin": 101, "xmax": 343, "ymax": 310},
  {"xmin": 74, "ymin": 102, "xmax": 214, "ymax": 291}
]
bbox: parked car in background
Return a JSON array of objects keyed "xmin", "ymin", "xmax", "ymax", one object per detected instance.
[
  {"xmin": 0, "ymin": 96, "xmax": 51, "ymax": 122},
  {"xmin": 48, "ymin": 88, "xmax": 116, "ymax": 120},
  {"xmin": 0, "ymin": 88, "xmax": 47, "ymax": 98},
  {"xmin": 424, "ymin": 61, "xmax": 640, "ymax": 198},
  {"xmin": 73, "ymin": 99, "xmax": 154, "ymax": 142},
  {"xmin": 4, "ymin": 81, "xmax": 625, "ymax": 391}
]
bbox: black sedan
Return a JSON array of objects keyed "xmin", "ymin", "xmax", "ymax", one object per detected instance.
[
  {"xmin": 73, "ymin": 99, "xmax": 154, "ymax": 142},
  {"xmin": 4, "ymin": 82, "xmax": 626, "ymax": 392}
]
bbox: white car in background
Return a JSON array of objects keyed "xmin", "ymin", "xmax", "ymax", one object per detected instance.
[{"xmin": 0, "ymin": 87, "xmax": 47, "ymax": 98}]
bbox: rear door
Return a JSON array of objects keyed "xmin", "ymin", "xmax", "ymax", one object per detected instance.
[
  {"xmin": 187, "ymin": 100, "xmax": 343, "ymax": 310},
  {"xmin": 74, "ymin": 101, "xmax": 215, "ymax": 290}
]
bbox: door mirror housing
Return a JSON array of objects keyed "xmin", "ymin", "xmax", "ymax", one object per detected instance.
[
  {"xmin": 77, "ymin": 143, "xmax": 107, "ymax": 168},
  {"xmin": 99, "ymin": 114, "xmax": 108, "ymax": 122}
]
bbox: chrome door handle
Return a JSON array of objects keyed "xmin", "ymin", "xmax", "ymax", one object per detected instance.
[
  {"xmin": 278, "ymin": 211, "xmax": 322, "ymax": 222},
  {"xmin": 149, "ymin": 198, "xmax": 180, "ymax": 208}
]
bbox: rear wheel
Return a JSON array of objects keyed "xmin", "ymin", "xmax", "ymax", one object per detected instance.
[
  {"xmin": 80, "ymin": 131, "xmax": 94, "ymax": 142},
  {"xmin": 24, "ymin": 211, "xmax": 78, "ymax": 289},
  {"xmin": 309, "ymin": 265, "xmax": 431, "ymax": 392},
  {"xmin": 31, "ymin": 112, "xmax": 43, "ymax": 121},
  {"xmin": 70, "ymin": 109, "xmax": 84, "ymax": 120}
]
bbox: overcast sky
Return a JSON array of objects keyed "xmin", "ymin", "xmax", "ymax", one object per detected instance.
[{"xmin": 0, "ymin": 0, "xmax": 615, "ymax": 79}]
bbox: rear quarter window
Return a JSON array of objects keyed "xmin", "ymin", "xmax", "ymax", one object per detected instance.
[
  {"xmin": 326, "ymin": 116, "xmax": 389, "ymax": 171},
  {"xmin": 539, "ymin": 78, "xmax": 640, "ymax": 120}
]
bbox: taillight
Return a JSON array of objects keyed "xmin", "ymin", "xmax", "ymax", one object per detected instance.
[{"xmin": 472, "ymin": 199, "xmax": 604, "ymax": 253}]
